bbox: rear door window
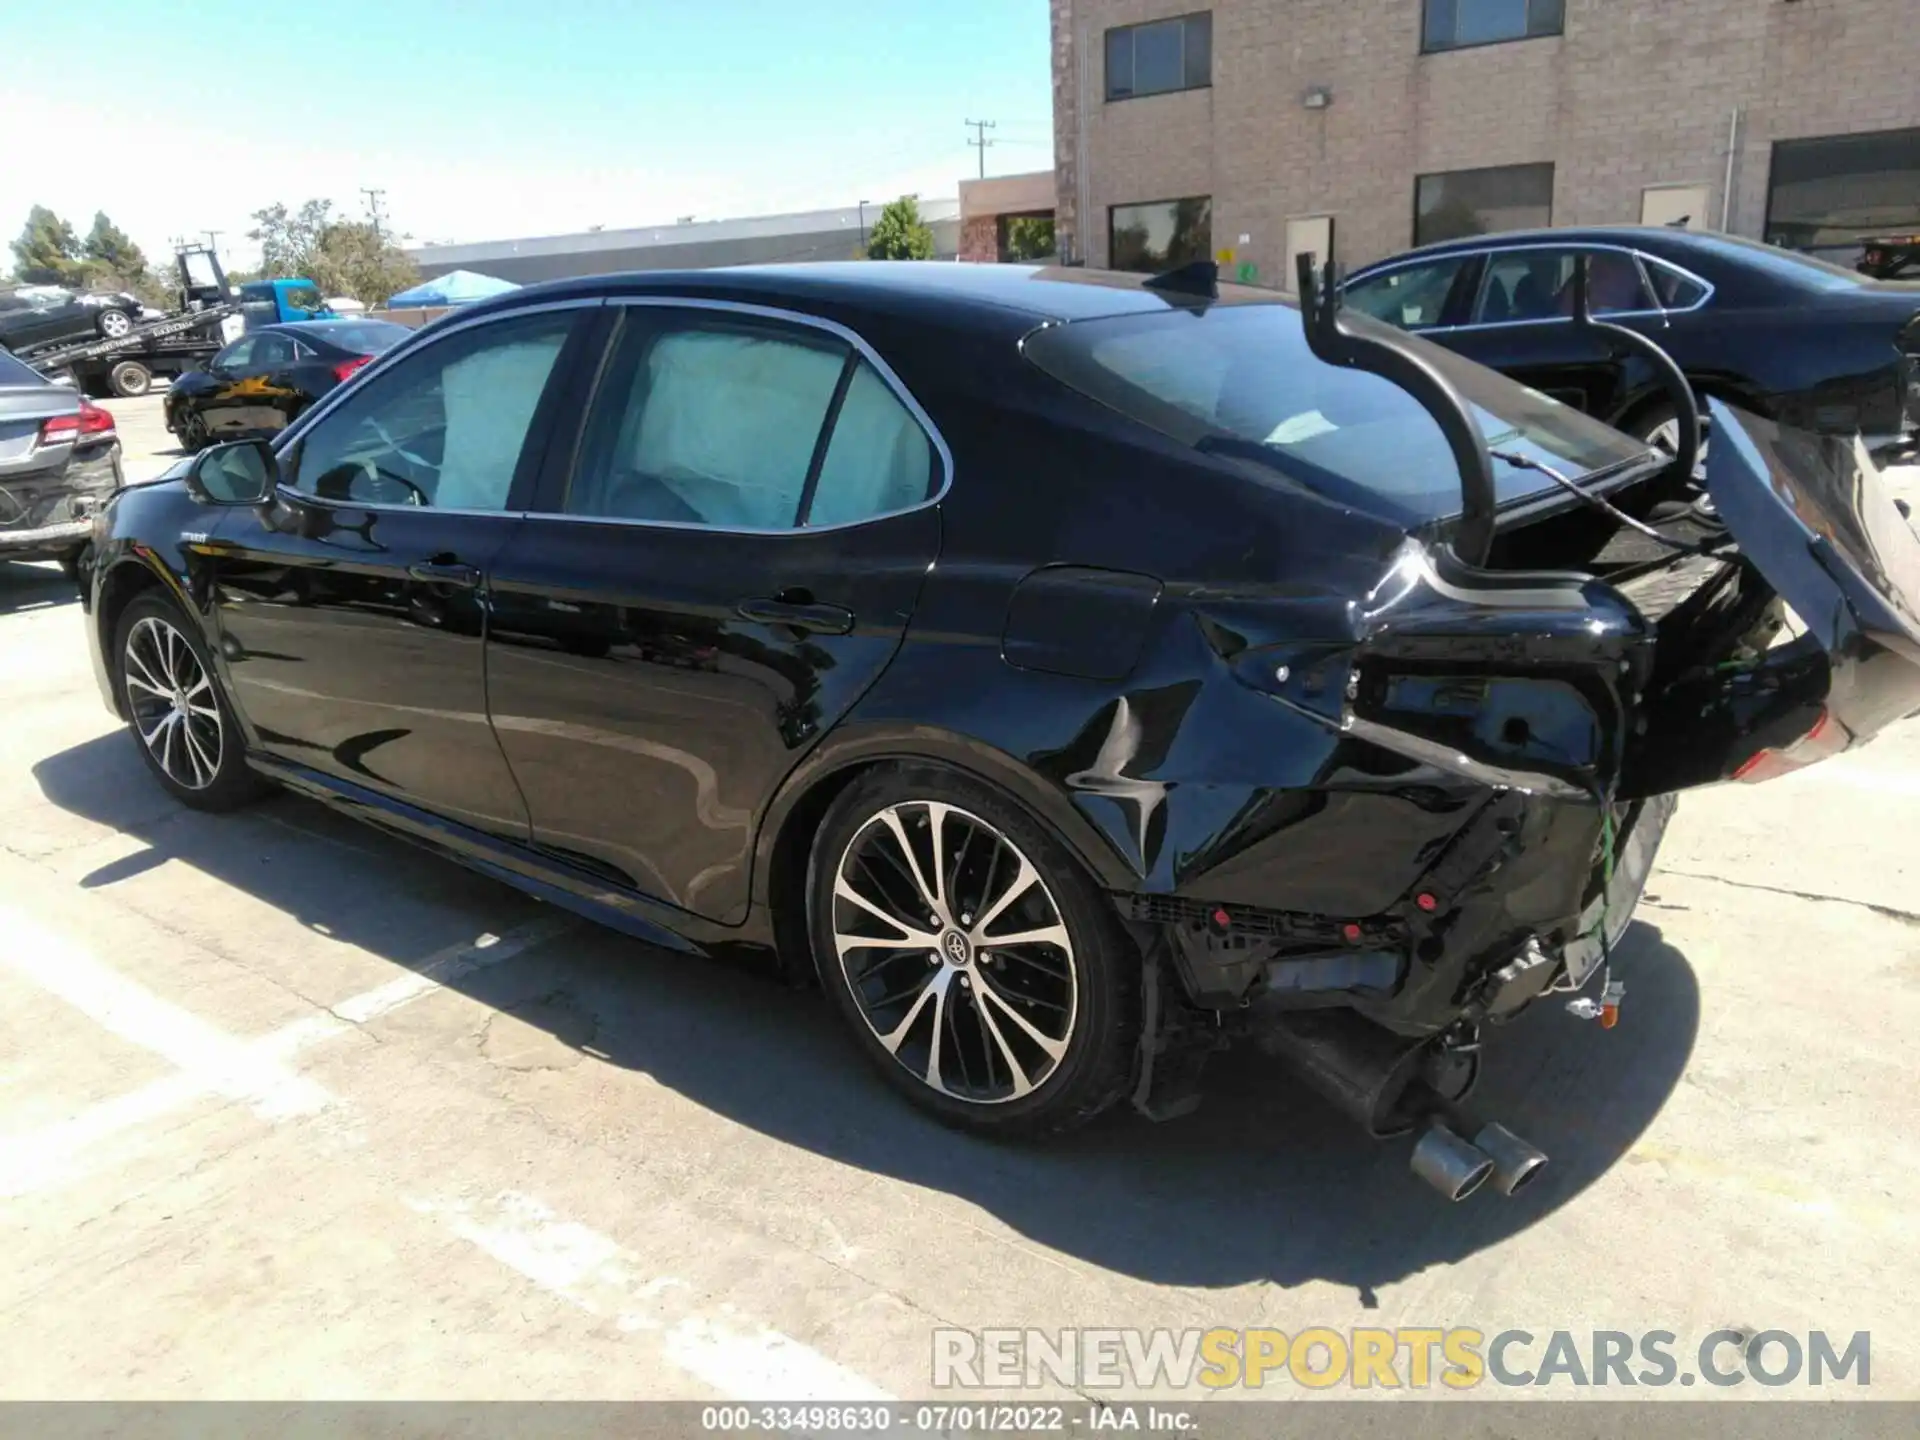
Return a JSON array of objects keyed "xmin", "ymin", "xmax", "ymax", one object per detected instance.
[
  {"xmin": 566, "ymin": 308, "xmax": 938, "ymax": 530},
  {"xmin": 1646, "ymin": 259, "xmax": 1710, "ymax": 309},
  {"xmin": 1474, "ymin": 248, "xmax": 1654, "ymax": 322}
]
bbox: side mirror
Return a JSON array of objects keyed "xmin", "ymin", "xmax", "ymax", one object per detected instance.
[{"xmin": 186, "ymin": 439, "xmax": 278, "ymax": 505}]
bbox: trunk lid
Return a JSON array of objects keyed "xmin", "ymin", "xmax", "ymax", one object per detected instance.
[{"xmin": 1332, "ymin": 403, "xmax": 1920, "ymax": 804}]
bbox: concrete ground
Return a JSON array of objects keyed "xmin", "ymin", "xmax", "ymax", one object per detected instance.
[{"xmin": 0, "ymin": 395, "xmax": 1917, "ymax": 1402}]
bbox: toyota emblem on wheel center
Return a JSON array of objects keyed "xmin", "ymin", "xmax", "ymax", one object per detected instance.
[{"xmin": 943, "ymin": 931, "xmax": 971, "ymax": 965}]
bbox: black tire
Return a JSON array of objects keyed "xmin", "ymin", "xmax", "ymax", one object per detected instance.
[
  {"xmin": 112, "ymin": 592, "xmax": 266, "ymax": 811},
  {"xmin": 108, "ymin": 360, "xmax": 152, "ymax": 397},
  {"xmin": 809, "ymin": 763, "xmax": 1138, "ymax": 1136},
  {"xmin": 176, "ymin": 406, "xmax": 210, "ymax": 453},
  {"xmin": 96, "ymin": 307, "xmax": 135, "ymax": 339}
]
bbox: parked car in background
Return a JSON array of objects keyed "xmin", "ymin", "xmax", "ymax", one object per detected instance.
[
  {"xmin": 163, "ymin": 318, "xmax": 413, "ymax": 451},
  {"xmin": 0, "ymin": 347, "xmax": 122, "ymax": 575},
  {"xmin": 0, "ymin": 285, "xmax": 145, "ymax": 351},
  {"xmin": 81, "ymin": 264, "xmax": 1920, "ymax": 1195},
  {"xmin": 1344, "ymin": 227, "xmax": 1920, "ymax": 455}
]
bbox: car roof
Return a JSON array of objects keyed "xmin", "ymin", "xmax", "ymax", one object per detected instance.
[{"xmin": 444, "ymin": 262, "xmax": 1286, "ymax": 335}]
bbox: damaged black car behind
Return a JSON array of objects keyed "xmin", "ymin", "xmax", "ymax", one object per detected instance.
[{"xmin": 79, "ymin": 260, "xmax": 1920, "ymax": 1201}]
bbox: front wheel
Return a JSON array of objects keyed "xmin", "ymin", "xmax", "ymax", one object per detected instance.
[
  {"xmin": 113, "ymin": 594, "xmax": 266, "ymax": 811},
  {"xmin": 175, "ymin": 406, "xmax": 210, "ymax": 453},
  {"xmin": 809, "ymin": 765, "xmax": 1138, "ymax": 1136}
]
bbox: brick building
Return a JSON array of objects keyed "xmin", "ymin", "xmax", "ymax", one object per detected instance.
[{"xmin": 1051, "ymin": 0, "xmax": 1920, "ymax": 284}]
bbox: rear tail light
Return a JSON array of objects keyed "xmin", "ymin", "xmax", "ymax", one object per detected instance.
[
  {"xmin": 332, "ymin": 354, "xmax": 374, "ymax": 383},
  {"xmin": 1732, "ymin": 706, "xmax": 1850, "ymax": 783},
  {"xmin": 38, "ymin": 399, "xmax": 116, "ymax": 445}
]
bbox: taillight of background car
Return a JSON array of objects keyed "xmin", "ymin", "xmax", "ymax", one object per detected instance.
[
  {"xmin": 332, "ymin": 355, "xmax": 375, "ymax": 383},
  {"xmin": 38, "ymin": 398, "xmax": 117, "ymax": 446}
]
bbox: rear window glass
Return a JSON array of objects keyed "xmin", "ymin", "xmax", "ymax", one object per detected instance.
[
  {"xmin": 1023, "ymin": 302, "xmax": 1648, "ymax": 522},
  {"xmin": 0, "ymin": 350, "xmax": 47, "ymax": 386},
  {"xmin": 318, "ymin": 320, "xmax": 412, "ymax": 354},
  {"xmin": 1648, "ymin": 261, "xmax": 1709, "ymax": 308}
]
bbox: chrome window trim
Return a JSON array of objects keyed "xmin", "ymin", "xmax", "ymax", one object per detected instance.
[
  {"xmin": 518, "ymin": 294, "xmax": 954, "ymax": 536},
  {"xmin": 1345, "ymin": 241, "xmax": 1716, "ymax": 336},
  {"xmin": 270, "ymin": 296, "xmax": 606, "ymax": 514}
]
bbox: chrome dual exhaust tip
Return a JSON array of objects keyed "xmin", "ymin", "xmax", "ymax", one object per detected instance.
[
  {"xmin": 1410, "ymin": 1124, "xmax": 1495, "ymax": 1201},
  {"xmin": 1409, "ymin": 1121, "xmax": 1548, "ymax": 1201},
  {"xmin": 1472, "ymin": 1121, "xmax": 1549, "ymax": 1196}
]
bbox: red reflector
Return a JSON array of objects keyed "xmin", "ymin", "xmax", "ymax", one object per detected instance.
[
  {"xmin": 1415, "ymin": 892, "xmax": 1439, "ymax": 913},
  {"xmin": 332, "ymin": 354, "xmax": 374, "ymax": 383},
  {"xmin": 1341, "ymin": 923, "xmax": 1363, "ymax": 943},
  {"xmin": 1733, "ymin": 707, "xmax": 1848, "ymax": 783},
  {"xmin": 1210, "ymin": 907, "xmax": 1231, "ymax": 929}
]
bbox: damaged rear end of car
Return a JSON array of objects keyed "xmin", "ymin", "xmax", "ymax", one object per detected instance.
[{"xmin": 1023, "ymin": 257, "xmax": 1920, "ymax": 1199}]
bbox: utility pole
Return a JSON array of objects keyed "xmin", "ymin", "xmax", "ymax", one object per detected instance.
[
  {"xmin": 858, "ymin": 199, "xmax": 869, "ymax": 251},
  {"xmin": 965, "ymin": 119, "xmax": 996, "ymax": 179},
  {"xmin": 361, "ymin": 187, "xmax": 388, "ymax": 238}
]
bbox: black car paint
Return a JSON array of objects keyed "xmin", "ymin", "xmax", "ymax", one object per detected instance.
[
  {"xmin": 82, "ymin": 264, "xmax": 1920, "ymax": 1053},
  {"xmin": 1345, "ymin": 227, "xmax": 1920, "ymax": 442},
  {"xmin": 164, "ymin": 319, "xmax": 408, "ymax": 445}
]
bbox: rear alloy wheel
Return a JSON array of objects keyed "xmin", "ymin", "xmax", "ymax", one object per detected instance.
[
  {"xmin": 98, "ymin": 308, "xmax": 134, "ymax": 339},
  {"xmin": 1639, "ymin": 403, "xmax": 1710, "ymax": 479},
  {"xmin": 114, "ymin": 595, "xmax": 264, "ymax": 810},
  {"xmin": 811, "ymin": 766, "xmax": 1136, "ymax": 1135}
]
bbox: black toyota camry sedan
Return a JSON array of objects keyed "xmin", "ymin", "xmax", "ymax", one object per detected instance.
[
  {"xmin": 1344, "ymin": 227, "xmax": 1920, "ymax": 455},
  {"xmin": 80, "ymin": 262, "xmax": 1920, "ymax": 1198}
]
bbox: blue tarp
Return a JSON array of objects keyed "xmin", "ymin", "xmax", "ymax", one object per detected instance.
[{"xmin": 387, "ymin": 269, "xmax": 520, "ymax": 307}]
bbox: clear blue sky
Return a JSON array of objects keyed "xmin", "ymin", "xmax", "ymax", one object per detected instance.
[{"xmin": 0, "ymin": 0, "xmax": 1051, "ymax": 268}]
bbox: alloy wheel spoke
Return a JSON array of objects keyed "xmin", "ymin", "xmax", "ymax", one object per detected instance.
[
  {"xmin": 877, "ymin": 808, "xmax": 945, "ymax": 926},
  {"xmin": 974, "ymin": 969, "xmax": 1069, "ymax": 1062},
  {"xmin": 181, "ymin": 718, "xmax": 218, "ymax": 785},
  {"xmin": 876, "ymin": 967, "xmax": 948, "ymax": 1056},
  {"xmin": 969, "ymin": 853, "xmax": 1039, "ymax": 941},
  {"xmin": 832, "ymin": 873, "xmax": 935, "ymax": 953},
  {"xmin": 137, "ymin": 708, "xmax": 176, "ymax": 751},
  {"xmin": 124, "ymin": 642, "xmax": 167, "ymax": 696},
  {"xmin": 978, "ymin": 923, "xmax": 1070, "ymax": 953},
  {"xmin": 924, "ymin": 802, "xmax": 953, "ymax": 919},
  {"xmin": 971, "ymin": 991, "xmax": 1035, "ymax": 1098},
  {"xmin": 124, "ymin": 673, "xmax": 170, "ymax": 700}
]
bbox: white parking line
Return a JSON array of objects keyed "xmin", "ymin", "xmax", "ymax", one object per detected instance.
[
  {"xmin": 410, "ymin": 1190, "xmax": 894, "ymax": 1402},
  {"xmin": 0, "ymin": 899, "xmax": 331, "ymax": 1123},
  {"xmin": 0, "ymin": 912, "xmax": 571, "ymax": 1199}
]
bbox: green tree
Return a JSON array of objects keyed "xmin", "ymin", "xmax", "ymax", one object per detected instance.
[
  {"xmin": 82, "ymin": 212, "xmax": 147, "ymax": 278},
  {"xmin": 248, "ymin": 198, "xmax": 419, "ymax": 304},
  {"xmin": 865, "ymin": 196, "xmax": 935, "ymax": 261},
  {"xmin": 11, "ymin": 205, "xmax": 84, "ymax": 283},
  {"xmin": 1002, "ymin": 215, "xmax": 1056, "ymax": 262}
]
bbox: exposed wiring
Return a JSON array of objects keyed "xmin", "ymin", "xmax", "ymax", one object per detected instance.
[{"xmin": 1488, "ymin": 448, "xmax": 1727, "ymax": 557}]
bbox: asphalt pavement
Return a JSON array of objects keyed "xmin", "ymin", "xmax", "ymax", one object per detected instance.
[{"xmin": 0, "ymin": 394, "xmax": 1916, "ymax": 1402}]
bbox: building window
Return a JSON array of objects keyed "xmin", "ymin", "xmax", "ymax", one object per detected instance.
[
  {"xmin": 1766, "ymin": 126, "xmax": 1920, "ymax": 262},
  {"xmin": 1106, "ymin": 12, "xmax": 1212, "ymax": 101},
  {"xmin": 1414, "ymin": 163, "xmax": 1554, "ymax": 246},
  {"xmin": 1422, "ymin": 0, "xmax": 1564, "ymax": 54},
  {"xmin": 1109, "ymin": 197, "xmax": 1212, "ymax": 272}
]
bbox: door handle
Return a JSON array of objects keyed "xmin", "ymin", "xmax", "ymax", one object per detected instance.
[
  {"xmin": 736, "ymin": 595, "xmax": 855, "ymax": 635},
  {"xmin": 408, "ymin": 560, "xmax": 482, "ymax": 588}
]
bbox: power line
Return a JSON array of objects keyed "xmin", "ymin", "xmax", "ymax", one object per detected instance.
[
  {"xmin": 361, "ymin": 187, "xmax": 388, "ymax": 239},
  {"xmin": 964, "ymin": 118, "xmax": 996, "ymax": 179}
]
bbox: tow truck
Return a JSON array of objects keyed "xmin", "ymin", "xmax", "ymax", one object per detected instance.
[{"xmin": 10, "ymin": 247, "xmax": 330, "ymax": 398}]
